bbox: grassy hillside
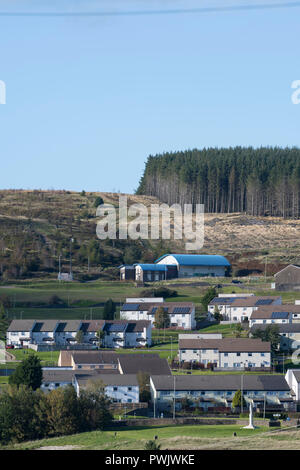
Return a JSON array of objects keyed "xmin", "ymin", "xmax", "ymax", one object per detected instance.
[{"xmin": 0, "ymin": 189, "xmax": 300, "ymax": 282}]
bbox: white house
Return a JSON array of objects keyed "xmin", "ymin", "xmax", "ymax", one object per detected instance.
[
  {"xmin": 6, "ymin": 319, "xmax": 152, "ymax": 349},
  {"xmin": 41, "ymin": 368, "xmax": 74, "ymax": 392},
  {"xmin": 208, "ymin": 294, "xmax": 255, "ymax": 318},
  {"xmin": 212, "ymin": 296, "xmax": 282, "ymax": 322},
  {"xmin": 150, "ymin": 375, "xmax": 293, "ymax": 412},
  {"xmin": 120, "ymin": 299, "xmax": 195, "ymax": 330},
  {"xmin": 285, "ymin": 369, "xmax": 300, "ymax": 401},
  {"xmin": 73, "ymin": 372, "xmax": 140, "ymax": 403},
  {"xmin": 178, "ymin": 338, "xmax": 271, "ymax": 369},
  {"xmin": 155, "ymin": 254, "xmax": 231, "ymax": 278},
  {"xmin": 6, "ymin": 320, "xmax": 36, "ymax": 347}
]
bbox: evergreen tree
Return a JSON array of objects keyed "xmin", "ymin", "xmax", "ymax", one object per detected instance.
[
  {"xmin": 9, "ymin": 355, "xmax": 43, "ymax": 391},
  {"xmin": 103, "ymin": 299, "xmax": 116, "ymax": 320}
]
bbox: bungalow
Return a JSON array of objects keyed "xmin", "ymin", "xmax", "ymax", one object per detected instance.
[
  {"xmin": 178, "ymin": 338, "xmax": 271, "ymax": 369},
  {"xmin": 150, "ymin": 374, "xmax": 294, "ymax": 412}
]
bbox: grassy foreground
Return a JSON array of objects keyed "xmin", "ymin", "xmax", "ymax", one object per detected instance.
[{"xmin": 4, "ymin": 423, "xmax": 300, "ymax": 450}]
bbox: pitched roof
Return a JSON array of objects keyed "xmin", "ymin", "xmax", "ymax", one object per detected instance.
[
  {"xmin": 55, "ymin": 320, "xmax": 82, "ymax": 332},
  {"xmin": 251, "ymin": 305, "xmax": 300, "ymax": 319},
  {"xmin": 151, "ymin": 374, "xmax": 289, "ymax": 391},
  {"xmin": 118, "ymin": 353, "xmax": 171, "ymax": 375},
  {"xmin": 121, "ymin": 302, "xmax": 194, "ymax": 315},
  {"xmin": 179, "ymin": 338, "xmax": 271, "ymax": 352},
  {"xmin": 80, "ymin": 320, "xmax": 105, "ymax": 333},
  {"xmin": 230, "ymin": 296, "xmax": 281, "ymax": 307},
  {"xmin": 75, "ymin": 372, "xmax": 138, "ymax": 387},
  {"xmin": 7, "ymin": 319, "xmax": 36, "ymax": 332},
  {"xmin": 250, "ymin": 323, "xmax": 300, "ymax": 333},
  {"xmin": 155, "ymin": 254, "xmax": 231, "ymax": 267},
  {"xmin": 32, "ymin": 320, "xmax": 58, "ymax": 332},
  {"xmin": 42, "ymin": 369, "xmax": 74, "ymax": 383},
  {"xmin": 71, "ymin": 351, "xmax": 119, "ymax": 365}
]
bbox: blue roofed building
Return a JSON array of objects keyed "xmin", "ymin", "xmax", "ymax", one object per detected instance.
[{"xmin": 155, "ymin": 254, "xmax": 231, "ymax": 278}]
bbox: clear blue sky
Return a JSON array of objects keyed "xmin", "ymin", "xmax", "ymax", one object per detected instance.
[{"xmin": 0, "ymin": 0, "xmax": 299, "ymax": 193}]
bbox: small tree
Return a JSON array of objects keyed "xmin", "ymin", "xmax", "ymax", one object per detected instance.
[
  {"xmin": 144, "ymin": 439, "xmax": 161, "ymax": 450},
  {"xmin": 96, "ymin": 329, "xmax": 106, "ymax": 348},
  {"xmin": 154, "ymin": 306, "xmax": 170, "ymax": 329},
  {"xmin": 137, "ymin": 371, "xmax": 151, "ymax": 403},
  {"xmin": 232, "ymin": 389, "xmax": 246, "ymax": 411},
  {"xmin": 201, "ymin": 287, "xmax": 217, "ymax": 312},
  {"xmin": 9, "ymin": 355, "xmax": 43, "ymax": 391},
  {"xmin": 103, "ymin": 299, "xmax": 116, "ymax": 320},
  {"xmin": 94, "ymin": 196, "xmax": 104, "ymax": 208},
  {"xmin": 75, "ymin": 330, "xmax": 84, "ymax": 344},
  {"xmin": 213, "ymin": 305, "xmax": 222, "ymax": 322},
  {"xmin": 233, "ymin": 323, "xmax": 243, "ymax": 338}
]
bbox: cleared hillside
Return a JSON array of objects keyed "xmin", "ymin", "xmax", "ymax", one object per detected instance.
[{"xmin": 0, "ymin": 190, "xmax": 299, "ymax": 280}]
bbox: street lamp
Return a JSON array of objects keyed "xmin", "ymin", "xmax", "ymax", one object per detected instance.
[
  {"xmin": 69, "ymin": 238, "xmax": 74, "ymax": 279},
  {"xmin": 173, "ymin": 376, "xmax": 176, "ymax": 420}
]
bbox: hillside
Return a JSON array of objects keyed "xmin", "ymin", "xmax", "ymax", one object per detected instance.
[{"xmin": 0, "ymin": 190, "xmax": 300, "ymax": 281}]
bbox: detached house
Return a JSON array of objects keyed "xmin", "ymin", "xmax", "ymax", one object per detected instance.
[{"xmin": 179, "ymin": 337, "xmax": 271, "ymax": 370}]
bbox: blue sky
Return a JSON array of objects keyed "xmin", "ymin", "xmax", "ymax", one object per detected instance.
[{"xmin": 0, "ymin": 0, "xmax": 299, "ymax": 193}]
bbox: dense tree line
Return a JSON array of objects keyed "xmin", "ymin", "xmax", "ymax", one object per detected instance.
[{"xmin": 136, "ymin": 147, "xmax": 300, "ymax": 217}]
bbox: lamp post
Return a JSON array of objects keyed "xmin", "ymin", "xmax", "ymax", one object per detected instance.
[
  {"xmin": 69, "ymin": 237, "xmax": 74, "ymax": 279},
  {"xmin": 173, "ymin": 375, "xmax": 176, "ymax": 420}
]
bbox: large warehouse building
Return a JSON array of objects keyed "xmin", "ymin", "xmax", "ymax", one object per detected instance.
[{"xmin": 155, "ymin": 254, "xmax": 231, "ymax": 278}]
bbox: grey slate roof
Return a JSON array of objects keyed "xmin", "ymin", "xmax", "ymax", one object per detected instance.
[
  {"xmin": 151, "ymin": 374, "xmax": 290, "ymax": 391},
  {"xmin": 179, "ymin": 338, "xmax": 271, "ymax": 352},
  {"xmin": 72, "ymin": 351, "xmax": 119, "ymax": 365},
  {"xmin": 32, "ymin": 320, "xmax": 58, "ymax": 332},
  {"xmin": 250, "ymin": 323, "xmax": 300, "ymax": 334},
  {"xmin": 118, "ymin": 353, "xmax": 172, "ymax": 375},
  {"xmin": 7, "ymin": 320, "xmax": 36, "ymax": 332},
  {"xmin": 55, "ymin": 320, "xmax": 82, "ymax": 332},
  {"xmin": 75, "ymin": 373, "xmax": 138, "ymax": 387}
]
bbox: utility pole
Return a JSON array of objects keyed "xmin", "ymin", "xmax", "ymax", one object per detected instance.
[
  {"xmin": 241, "ymin": 373, "xmax": 244, "ymax": 414},
  {"xmin": 265, "ymin": 256, "xmax": 267, "ymax": 282},
  {"xmin": 173, "ymin": 375, "xmax": 176, "ymax": 420},
  {"xmin": 69, "ymin": 237, "xmax": 74, "ymax": 279}
]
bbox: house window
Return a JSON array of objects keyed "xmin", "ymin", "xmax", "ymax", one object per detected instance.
[
  {"xmin": 127, "ymin": 399, "xmax": 132, "ymax": 403},
  {"xmin": 224, "ymin": 353, "xmax": 228, "ymax": 357},
  {"xmin": 113, "ymin": 387, "xmax": 118, "ymax": 391},
  {"xmin": 248, "ymin": 353, "xmax": 253, "ymax": 357},
  {"xmin": 128, "ymin": 387, "xmax": 132, "ymax": 391},
  {"xmin": 237, "ymin": 352, "xmax": 241, "ymax": 357}
]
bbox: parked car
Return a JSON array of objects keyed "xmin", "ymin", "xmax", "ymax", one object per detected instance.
[
  {"xmin": 5, "ymin": 344, "xmax": 14, "ymax": 349},
  {"xmin": 232, "ymin": 280, "xmax": 243, "ymax": 284}
]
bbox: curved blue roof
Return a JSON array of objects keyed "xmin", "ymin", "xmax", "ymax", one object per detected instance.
[
  {"xmin": 154, "ymin": 254, "xmax": 230, "ymax": 267},
  {"xmin": 135, "ymin": 263, "xmax": 170, "ymax": 272}
]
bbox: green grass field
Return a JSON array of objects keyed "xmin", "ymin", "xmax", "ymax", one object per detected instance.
[{"xmin": 2, "ymin": 424, "xmax": 271, "ymax": 450}]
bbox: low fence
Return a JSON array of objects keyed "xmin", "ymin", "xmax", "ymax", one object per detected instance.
[{"xmin": 113, "ymin": 417, "xmax": 272, "ymax": 427}]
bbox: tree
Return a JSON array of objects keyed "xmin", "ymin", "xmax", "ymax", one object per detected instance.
[
  {"xmin": 154, "ymin": 306, "xmax": 170, "ymax": 329},
  {"xmin": 201, "ymin": 287, "xmax": 217, "ymax": 312},
  {"xmin": 232, "ymin": 389, "xmax": 246, "ymax": 411},
  {"xmin": 9, "ymin": 355, "xmax": 42, "ymax": 391},
  {"xmin": 233, "ymin": 323, "xmax": 243, "ymax": 338},
  {"xmin": 144, "ymin": 439, "xmax": 161, "ymax": 450},
  {"xmin": 252, "ymin": 324, "xmax": 281, "ymax": 352},
  {"xmin": 137, "ymin": 371, "xmax": 151, "ymax": 403},
  {"xmin": 213, "ymin": 305, "xmax": 222, "ymax": 322},
  {"xmin": 44, "ymin": 386, "xmax": 81, "ymax": 437},
  {"xmin": 103, "ymin": 299, "xmax": 116, "ymax": 320},
  {"xmin": 96, "ymin": 329, "xmax": 106, "ymax": 348},
  {"xmin": 0, "ymin": 385, "xmax": 46, "ymax": 444},
  {"xmin": 94, "ymin": 196, "xmax": 104, "ymax": 208},
  {"xmin": 75, "ymin": 330, "xmax": 84, "ymax": 344}
]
